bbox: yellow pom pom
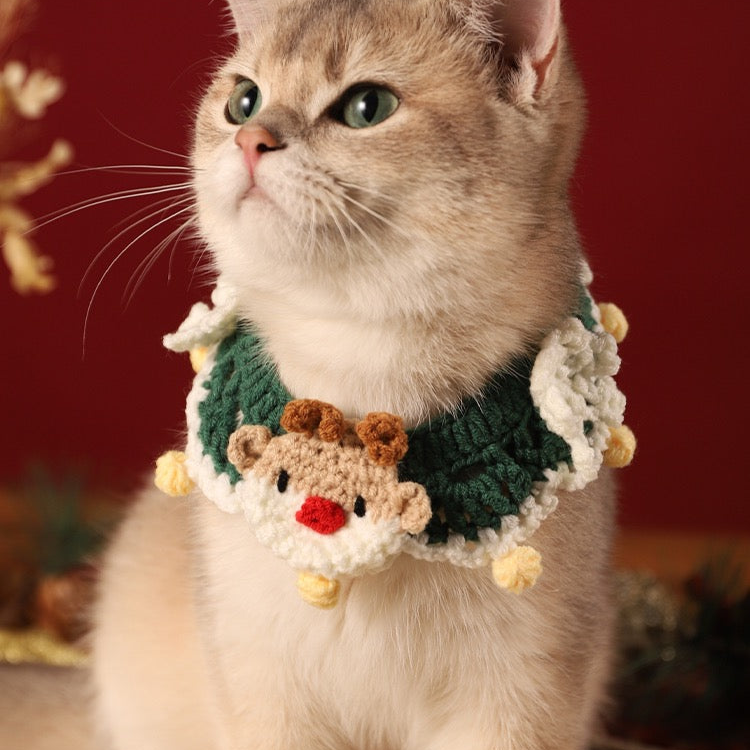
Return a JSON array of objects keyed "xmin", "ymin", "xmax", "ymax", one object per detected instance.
[
  {"xmin": 154, "ymin": 450, "xmax": 195, "ymax": 497},
  {"xmin": 598, "ymin": 302, "xmax": 629, "ymax": 343},
  {"xmin": 296, "ymin": 572, "xmax": 340, "ymax": 609},
  {"xmin": 189, "ymin": 346, "xmax": 209, "ymax": 373},
  {"xmin": 603, "ymin": 424, "xmax": 636, "ymax": 468},
  {"xmin": 491, "ymin": 546, "xmax": 542, "ymax": 594}
]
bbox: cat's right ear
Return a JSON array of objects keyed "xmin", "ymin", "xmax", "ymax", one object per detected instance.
[
  {"xmin": 465, "ymin": 0, "xmax": 562, "ymax": 103},
  {"xmin": 225, "ymin": 0, "xmax": 275, "ymax": 36}
]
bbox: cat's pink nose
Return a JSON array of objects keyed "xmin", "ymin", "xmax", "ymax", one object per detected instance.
[
  {"xmin": 296, "ymin": 497, "xmax": 346, "ymax": 535},
  {"xmin": 235, "ymin": 126, "xmax": 279, "ymax": 177}
]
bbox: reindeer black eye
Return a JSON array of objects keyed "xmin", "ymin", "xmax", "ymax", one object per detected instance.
[
  {"xmin": 277, "ymin": 470, "xmax": 289, "ymax": 493},
  {"xmin": 354, "ymin": 496, "xmax": 366, "ymax": 517}
]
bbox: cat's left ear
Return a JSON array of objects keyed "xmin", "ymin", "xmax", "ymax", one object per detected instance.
[{"xmin": 473, "ymin": 0, "xmax": 562, "ymax": 102}]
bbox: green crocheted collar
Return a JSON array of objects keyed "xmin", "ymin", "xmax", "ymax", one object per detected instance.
[{"xmin": 196, "ymin": 323, "xmax": 587, "ymax": 546}]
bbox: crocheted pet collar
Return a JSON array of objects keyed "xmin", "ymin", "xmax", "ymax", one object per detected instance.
[
  {"xmin": 194, "ymin": 327, "xmax": 574, "ymax": 545},
  {"xmin": 158, "ymin": 276, "xmax": 634, "ymax": 603}
]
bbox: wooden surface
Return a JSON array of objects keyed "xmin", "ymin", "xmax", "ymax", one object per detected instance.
[{"xmin": 614, "ymin": 529, "xmax": 750, "ymax": 585}]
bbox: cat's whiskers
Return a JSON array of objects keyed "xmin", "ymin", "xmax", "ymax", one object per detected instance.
[
  {"xmin": 336, "ymin": 178, "xmax": 398, "ymax": 204},
  {"xmin": 80, "ymin": 193, "xmax": 194, "ymax": 291},
  {"xmin": 329, "ymin": 195, "xmax": 384, "ymax": 261},
  {"xmin": 338, "ymin": 190, "xmax": 409, "ymax": 240},
  {"xmin": 83, "ymin": 200, "xmax": 196, "ymax": 350},
  {"xmin": 32, "ymin": 182, "xmax": 193, "ymax": 234},
  {"xmin": 110, "ymin": 194, "xmax": 189, "ymax": 235},
  {"xmin": 54, "ymin": 164, "xmax": 192, "ymax": 178},
  {"xmin": 96, "ymin": 201, "xmax": 194, "ymax": 304},
  {"xmin": 268, "ymin": 166, "xmax": 405, "ymax": 264},
  {"xmin": 321, "ymin": 176, "xmax": 412, "ymax": 245},
  {"xmin": 281, "ymin": 166, "xmax": 357, "ymax": 260},
  {"xmin": 336, "ymin": 178, "xmax": 403, "ymax": 214},
  {"xmin": 120, "ymin": 201, "xmax": 197, "ymax": 302},
  {"xmin": 322, "ymin": 198, "xmax": 355, "ymax": 261},
  {"xmin": 124, "ymin": 211, "xmax": 197, "ymax": 306},
  {"xmin": 95, "ymin": 115, "xmax": 188, "ymax": 162},
  {"xmin": 34, "ymin": 160, "xmax": 201, "ymax": 355},
  {"xmin": 299, "ymin": 200, "xmax": 319, "ymax": 260},
  {"xmin": 188, "ymin": 238, "xmax": 216, "ymax": 290}
]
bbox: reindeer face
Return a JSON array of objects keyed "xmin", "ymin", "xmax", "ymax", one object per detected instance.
[{"xmin": 227, "ymin": 400, "xmax": 431, "ymax": 579}]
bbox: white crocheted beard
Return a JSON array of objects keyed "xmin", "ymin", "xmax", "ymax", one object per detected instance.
[
  {"xmin": 189, "ymin": 0, "xmax": 588, "ymax": 422},
  {"xmin": 234, "ymin": 472, "xmax": 407, "ymax": 580}
]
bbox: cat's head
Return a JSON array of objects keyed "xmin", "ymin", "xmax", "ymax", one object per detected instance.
[{"xmin": 193, "ymin": 0, "xmax": 584, "ymax": 353}]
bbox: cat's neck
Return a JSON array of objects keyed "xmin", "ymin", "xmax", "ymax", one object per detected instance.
[
  {"xmin": 215, "ymin": 215, "xmax": 581, "ymax": 424},
  {"xmin": 239, "ymin": 288, "xmax": 535, "ymax": 426}
]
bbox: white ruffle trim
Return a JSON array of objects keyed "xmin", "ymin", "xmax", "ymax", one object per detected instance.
[
  {"xmin": 163, "ymin": 279, "xmax": 240, "ymax": 353},
  {"xmin": 530, "ymin": 315, "xmax": 625, "ymax": 491}
]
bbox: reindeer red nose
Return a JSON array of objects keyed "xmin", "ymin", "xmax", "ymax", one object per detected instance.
[{"xmin": 296, "ymin": 497, "xmax": 346, "ymax": 535}]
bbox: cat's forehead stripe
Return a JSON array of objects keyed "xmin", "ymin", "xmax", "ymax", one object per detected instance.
[
  {"xmin": 324, "ymin": 39, "xmax": 347, "ymax": 84},
  {"xmin": 266, "ymin": 16, "xmax": 352, "ymax": 86},
  {"xmin": 262, "ymin": 0, "xmax": 400, "ymax": 87}
]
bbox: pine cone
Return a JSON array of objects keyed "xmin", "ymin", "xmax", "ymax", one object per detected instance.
[{"xmin": 34, "ymin": 563, "xmax": 98, "ymax": 644}]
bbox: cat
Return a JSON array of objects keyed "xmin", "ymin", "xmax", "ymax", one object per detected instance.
[{"xmin": 2, "ymin": 1, "xmax": 620, "ymax": 748}]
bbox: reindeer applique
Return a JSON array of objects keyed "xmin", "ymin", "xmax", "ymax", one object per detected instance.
[{"xmin": 227, "ymin": 399, "xmax": 432, "ymax": 608}]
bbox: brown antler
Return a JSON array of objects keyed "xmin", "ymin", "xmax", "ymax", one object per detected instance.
[
  {"xmin": 280, "ymin": 399, "xmax": 346, "ymax": 442},
  {"xmin": 355, "ymin": 412, "xmax": 409, "ymax": 466}
]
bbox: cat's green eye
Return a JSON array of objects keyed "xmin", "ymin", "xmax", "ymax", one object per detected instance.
[
  {"xmin": 338, "ymin": 86, "xmax": 399, "ymax": 129},
  {"xmin": 225, "ymin": 78, "xmax": 263, "ymax": 124}
]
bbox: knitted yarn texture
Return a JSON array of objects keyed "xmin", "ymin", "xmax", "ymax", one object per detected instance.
[
  {"xmin": 164, "ymin": 272, "xmax": 632, "ymax": 597},
  {"xmin": 193, "ymin": 327, "xmax": 573, "ymax": 548}
]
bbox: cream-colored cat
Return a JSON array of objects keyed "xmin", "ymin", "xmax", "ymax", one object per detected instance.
[{"xmin": 2, "ymin": 1, "xmax": 623, "ymax": 748}]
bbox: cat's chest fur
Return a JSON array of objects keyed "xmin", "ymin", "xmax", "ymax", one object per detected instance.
[{"xmin": 188, "ymin": 485, "xmax": 612, "ymax": 750}]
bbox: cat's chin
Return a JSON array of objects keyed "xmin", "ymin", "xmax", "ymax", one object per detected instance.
[{"xmin": 239, "ymin": 180, "xmax": 276, "ymax": 208}]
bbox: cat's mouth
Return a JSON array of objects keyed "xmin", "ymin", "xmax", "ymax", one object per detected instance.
[{"xmin": 238, "ymin": 179, "xmax": 276, "ymax": 209}]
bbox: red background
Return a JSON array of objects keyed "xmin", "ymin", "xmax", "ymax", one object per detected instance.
[{"xmin": 2, "ymin": 1, "xmax": 748, "ymax": 532}]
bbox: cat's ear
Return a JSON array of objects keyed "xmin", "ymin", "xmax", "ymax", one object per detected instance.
[
  {"xmin": 225, "ymin": 0, "xmax": 275, "ymax": 36},
  {"xmin": 469, "ymin": 0, "xmax": 562, "ymax": 101}
]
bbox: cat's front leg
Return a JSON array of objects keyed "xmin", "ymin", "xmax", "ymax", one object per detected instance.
[
  {"xmin": 402, "ymin": 482, "xmax": 615, "ymax": 750},
  {"xmin": 92, "ymin": 490, "xmax": 224, "ymax": 750},
  {"xmin": 410, "ymin": 693, "xmax": 596, "ymax": 750},
  {"xmin": 406, "ymin": 648, "xmax": 607, "ymax": 750}
]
